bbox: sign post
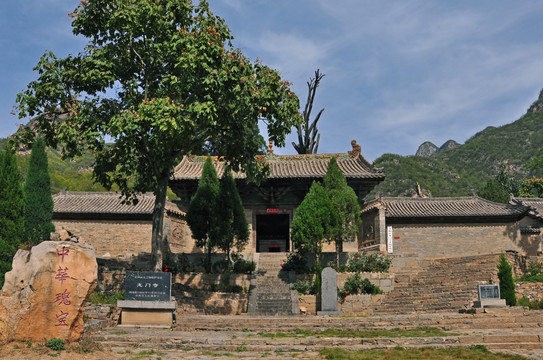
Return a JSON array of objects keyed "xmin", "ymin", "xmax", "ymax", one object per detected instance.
[{"xmin": 117, "ymin": 271, "xmax": 177, "ymax": 327}]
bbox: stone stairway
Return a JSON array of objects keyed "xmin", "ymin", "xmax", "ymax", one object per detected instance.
[
  {"xmin": 375, "ymin": 253, "xmax": 502, "ymax": 314},
  {"xmin": 90, "ymin": 309, "xmax": 543, "ymax": 359},
  {"xmin": 247, "ymin": 253, "xmax": 299, "ymax": 315}
]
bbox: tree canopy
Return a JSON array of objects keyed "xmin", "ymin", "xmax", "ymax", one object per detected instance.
[
  {"xmin": 323, "ymin": 156, "xmax": 360, "ymax": 266},
  {"xmin": 291, "ymin": 181, "xmax": 336, "ymax": 272},
  {"xmin": 0, "ymin": 146, "xmax": 25, "ymax": 286},
  {"xmin": 186, "ymin": 157, "xmax": 220, "ymax": 273},
  {"xmin": 215, "ymin": 170, "xmax": 249, "ymax": 261},
  {"xmin": 15, "ymin": 0, "xmax": 300, "ymax": 270},
  {"xmin": 23, "ymin": 137, "xmax": 55, "ymax": 244}
]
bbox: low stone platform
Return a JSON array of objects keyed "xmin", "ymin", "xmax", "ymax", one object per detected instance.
[{"xmin": 82, "ymin": 308, "xmax": 543, "ymax": 359}]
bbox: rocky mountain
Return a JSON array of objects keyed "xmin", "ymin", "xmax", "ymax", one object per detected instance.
[
  {"xmin": 415, "ymin": 142, "xmax": 439, "ymax": 157},
  {"xmin": 368, "ymin": 90, "xmax": 543, "ymax": 199},
  {"xmin": 415, "ymin": 140, "xmax": 461, "ymax": 157}
]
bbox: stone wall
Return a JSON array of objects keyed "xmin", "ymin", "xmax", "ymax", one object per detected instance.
[
  {"xmin": 296, "ymin": 272, "xmax": 393, "ymax": 315},
  {"xmin": 515, "ymin": 282, "xmax": 543, "ymax": 301},
  {"xmin": 175, "ymin": 290, "xmax": 248, "ymax": 315},
  {"xmin": 296, "ymin": 272, "xmax": 394, "ymax": 293},
  {"xmin": 299, "ymin": 294, "xmax": 385, "ymax": 315},
  {"xmin": 53, "ymin": 220, "xmax": 152, "ymax": 258},
  {"xmin": 387, "ymin": 222, "xmax": 526, "ymax": 261},
  {"xmin": 174, "ymin": 273, "xmax": 251, "ymax": 291}
]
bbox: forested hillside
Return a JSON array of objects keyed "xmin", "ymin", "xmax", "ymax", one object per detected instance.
[{"xmin": 368, "ymin": 91, "xmax": 543, "ymax": 199}]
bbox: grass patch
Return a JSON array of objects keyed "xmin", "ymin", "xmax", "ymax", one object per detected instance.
[
  {"xmin": 128, "ymin": 349, "xmax": 165, "ymax": 360},
  {"xmin": 88, "ymin": 290, "xmax": 125, "ymax": 305},
  {"xmin": 319, "ymin": 346, "xmax": 528, "ymax": 359},
  {"xmin": 257, "ymin": 327, "xmax": 454, "ymax": 339}
]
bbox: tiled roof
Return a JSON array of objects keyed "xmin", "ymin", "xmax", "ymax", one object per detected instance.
[
  {"xmin": 511, "ymin": 197, "xmax": 543, "ymax": 219},
  {"xmin": 363, "ymin": 196, "xmax": 528, "ymax": 219},
  {"xmin": 53, "ymin": 191, "xmax": 155, "ymax": 216},
  {"xmin": 172, "ymin": 153, "xmax": 384, "ymax": 181}
]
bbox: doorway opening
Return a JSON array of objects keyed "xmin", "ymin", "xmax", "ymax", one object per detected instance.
[{"xmin": 256, "ymin": 214, "xmax": 290, "ymax": 252}]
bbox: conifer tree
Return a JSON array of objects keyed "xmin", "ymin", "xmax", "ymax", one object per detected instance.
[
  {"xmin": 497, "ymin": 253, "xmax": 516, "ymax": 306},
  {"xmin": 291, "ymin": 181, "xmax": 336, "ymax": 289},
  {"xmin": 323, "ymin": 156, "xmax": 361, "ymax": 267},
  {"xmin": 23, "ymin": 137, "xmax": 55, "ymax": 244},
  {"xmin": 0, "ymin": 146, "xmax": 25, "ymax": 286},
  {"xmin": 186, "ymin": 157, "xmax": 220, "ymax": 273},
  {"xmin": 215, "ymin": 170, "xmax": 249, "ymax": 262}
]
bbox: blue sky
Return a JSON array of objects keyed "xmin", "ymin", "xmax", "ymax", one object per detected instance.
[{"xmin": 2, "ymin": 1, "xmax": 543, "ymax": 161}]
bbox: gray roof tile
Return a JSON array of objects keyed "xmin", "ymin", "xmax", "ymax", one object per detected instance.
[
  {"xmin": 53, "ymin": 191, "xmax": 155, "ymax": 215},
  {"xmin": 172, "ymin": 153, "xmax": 384, "ymax": 181},
  {"xmin": 363, "ymin": 196, "xmax": 528, "ymax": 219},
  {"xmin": 511, "ymin": 197, "xmax": 543, "ymax": 219}
]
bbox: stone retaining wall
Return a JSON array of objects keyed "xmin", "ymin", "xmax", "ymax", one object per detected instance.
[
  {"xmin": 299, "ymin": 294, "xmax": 385, "ymax": 315},
  {"xmin": 515, "ymin": 282, "xmax": 543, "ymax": 301},
  {"xmin": 174, "ymin": 273, "xmax": 251, "ymax": 291},
  {"xmin": 175, "ymin": 290, "xmax": 249, "ymax": 315},
  {"xmin": 296, "ymin": 272, "xmax": 394, "ymax": 293}
]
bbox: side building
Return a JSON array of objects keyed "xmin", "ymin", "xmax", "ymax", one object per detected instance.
[{"xmin": 360, "ymin": 196, "xmax": 542, "ymax": 263}]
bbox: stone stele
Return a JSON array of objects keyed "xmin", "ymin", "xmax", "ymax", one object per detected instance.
[{"xmin": 0, "ymin": 241, "xmax": 97, "ymax": 342}]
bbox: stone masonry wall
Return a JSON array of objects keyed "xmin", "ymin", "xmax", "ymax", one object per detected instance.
[
  {"xmin": 53, "ymin": 220, "xmax": 152, "ymax": 258},
  {"xmin": 388, "ymin": 222, "xmax": 525, "ymax": 260}
]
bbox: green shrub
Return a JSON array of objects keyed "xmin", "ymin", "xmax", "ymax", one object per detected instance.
[
  {"xmin": 163, "ymin": 253, "xmax": 194, "ymax": 274},
  {"xmin": 517, "ymin": 296, "xmax": 543, "ymax": 310},
  {"xmin": 231, "ymin": 254, "xmax": 256, "ymax": 274},
  {"xmin": 210, "ymin": 283, "xmax": 243, "ymax": 293},
  {"xmin": 88, "ymin": 290, "xmax": 125, "ymax": 305},
  {"xmin": 339, "ymin": 272, "xmax": 382, "ymax": 300},
  {"xmin": 347, "ymin": 251, "xmax": 392, "ymax": 273},
  {"xmin": 528, "ymin": 261, "xmax": 543, "ymax": 276},
  {"xmin": 45, "ymin": 338, "xmax": 66, "ymax": 351},
  {"xmin": 291, "ymin": 279, "xmax": 317, "ymax": 295},
  {"xmin": 211, "ymin": 259, "xmax": 230, "ymax": 273},
  {"xmin": 497, "ymin": 253, "xmax": 516, "ymax": 306},
  {"xmin": 281, "ymin": 252, "xmax": 309, "ymax": 273},
  {"xmin": 515, "ymin": 274, "xmax": 543, "ymax": 282}
]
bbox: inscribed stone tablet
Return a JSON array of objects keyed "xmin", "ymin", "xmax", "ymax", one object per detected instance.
[
  {"xmin": 125, "ymin": 271, "xmax": 171, "ymax": 302},
  {"xmin": 321, "ymin": 267, "xmax": 338, "ymax": 312},
  {"xmin": 478, "ymin": 284, "xmax": 500, "ymax": 300}
]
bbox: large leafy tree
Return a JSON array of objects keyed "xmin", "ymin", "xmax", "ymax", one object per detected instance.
[
  {"xmin": 323, "ymin": 157, "xmax": 361, "ymax": 267},
  {"xmin": 291, "ymin": 181, "xmax": 336, "ymax": 283},
  {"xmin": 15, "ymin": 0, "xmax": 300, "ymax": 270},
  {"xmin": 0, "ymin": 146, "xmax": 25, "ymax": 287},
  {"xmin": 215, "ymin": 170, "xmax": 249, "ymax": 262},
  {"xmin": 186, "ymin": 157, "xmax": 220, "ymax": 273},
  {"xmin": 23, "ymin": 137, "xmax": 55, "ymax": 245}
]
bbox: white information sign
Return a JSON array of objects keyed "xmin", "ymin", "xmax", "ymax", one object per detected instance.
[{"xmin": 387, "ymin": 226, "xmax": 393, "ymax": 253}]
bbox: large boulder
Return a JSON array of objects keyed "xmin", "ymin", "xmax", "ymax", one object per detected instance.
[{"xmin": 0, "ymin": 241, "xmax": 97, "ymax": 342}]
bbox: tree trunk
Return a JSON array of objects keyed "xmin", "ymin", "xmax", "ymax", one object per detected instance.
[
  {"xmin": 151, "ymin": 171, "xmax": 169, "ymax": 271},
  {"xmin": 335, "ymin": 238, "xmax": 343, "ymax": 268},
  {"xmin": 206, "ymin": 242, "xmax": 212, "ymax": 273}
]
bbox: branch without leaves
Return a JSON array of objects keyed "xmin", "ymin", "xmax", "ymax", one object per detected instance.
[{"xmin": 293, "ymin": 69, "xmax": 325, "ymax": 154}]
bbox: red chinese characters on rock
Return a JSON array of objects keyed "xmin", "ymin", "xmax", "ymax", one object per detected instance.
[{"xmin": 54, "ymin": 247, "xmax": 71, "ymax": 327}]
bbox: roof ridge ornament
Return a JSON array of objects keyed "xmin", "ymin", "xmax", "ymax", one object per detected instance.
[{"xmin": 348, "ymin": 139, "xmax": 361, "ymax": 159}]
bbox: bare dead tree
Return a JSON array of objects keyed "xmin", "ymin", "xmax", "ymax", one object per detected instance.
[{"xmin": 292, "ymin": 69, "xmax": 325, "ymax": 154}]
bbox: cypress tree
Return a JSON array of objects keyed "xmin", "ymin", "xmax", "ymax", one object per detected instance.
[
  {"xmin": 186, "ymin": 157, "xmax": 220, "ymax": 273},
  {"xmin": 323, "ymin": 156, "xmax": 361, "ymax": 267},
  {"xmin": 215, "ymin": 170, "xmax": 249, "ymax": 262},
  {"xmin": 497, "ymin": 253, "xmax": 516, "ymax": 306},
  {"xmin": 23, "ymin": 137, "xmax": 55, "ymax": 245},
  {"xmin": 291, "ymin": 181, "xmax": 337, "ymax": 290},
  {"xmin": 0, "ymin": 146, "xmax": 25, "ymax": 286}
]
